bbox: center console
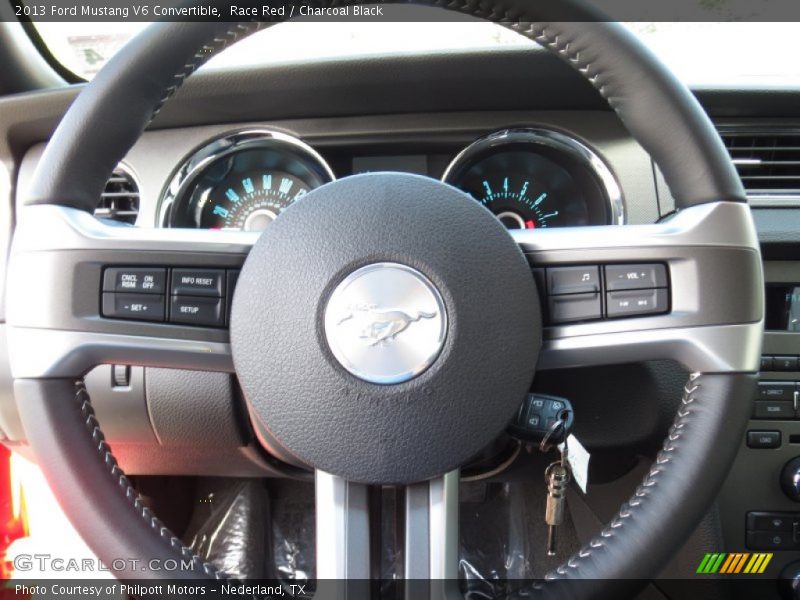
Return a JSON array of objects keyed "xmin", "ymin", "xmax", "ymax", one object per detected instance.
[{"xmin": 719, "ymin": 261, "xmax": 800, "ymax": 594}]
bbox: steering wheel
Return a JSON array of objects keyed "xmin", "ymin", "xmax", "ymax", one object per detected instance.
[{"xmin": 7, "ymin": 1, "xmax": 762, "ymax": 597}]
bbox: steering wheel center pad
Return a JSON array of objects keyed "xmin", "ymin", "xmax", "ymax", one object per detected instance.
[{"xmin": 231, "ymin": 173, "xmax": 541, "ymax": 484}]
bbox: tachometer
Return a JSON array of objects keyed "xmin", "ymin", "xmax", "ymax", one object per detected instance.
[
  {"xmin": 161, "ymin": 130, "xmax": 334, "ymax": 231},
  {"xmin": 472, "ymin": 175, "xmax": 561, "ymax": 229},
  {"xmin": 443, "ymin": 129, "xmax": 623, "ymax": 229}
]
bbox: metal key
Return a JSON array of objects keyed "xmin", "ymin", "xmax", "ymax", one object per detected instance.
[{"xmin": 544, "ymin": 447, "xmax": 571, "ymax": 556}]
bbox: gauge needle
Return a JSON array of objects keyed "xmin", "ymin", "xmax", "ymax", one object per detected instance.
[{"xmin": 525, "ymin": 220, "xmax": 536, "ymax": 229}]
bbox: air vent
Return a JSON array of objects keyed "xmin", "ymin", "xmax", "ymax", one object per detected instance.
[
  {"xmin": 95, "ymin": 167, "xmax": 139, "ymax": 224},
  {"xmin": 720, "ymin": 130, "xmax": 800, "ymax": 198}
]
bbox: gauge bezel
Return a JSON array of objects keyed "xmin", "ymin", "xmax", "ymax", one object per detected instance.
[
  {"xmin": 441, "ymin": 128, "xmax": 625, "ymax": 227},
  {"xmin": 158, "ymin": 129, "xmax": 336, "ymax": 228}
]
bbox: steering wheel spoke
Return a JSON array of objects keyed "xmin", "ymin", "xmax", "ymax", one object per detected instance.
[
  {"xmin": 517, "ymin": 201, "xmax": 762, "ymax": 373},
  {"xmin": 315, "ymin": 470, "xmax": 459, "ymax": 596},
  {"xmin": 8, "ymin": 204, "xmax": 257, "ymax": 378}
]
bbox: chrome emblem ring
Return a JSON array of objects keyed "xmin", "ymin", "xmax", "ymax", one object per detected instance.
[{"xmin": 324, "ymin": 263, "xmax": 447, "ymax": 384}]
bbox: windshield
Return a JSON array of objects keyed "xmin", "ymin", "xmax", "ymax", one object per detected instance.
[{"xmin": 30, "ymin": 21, "xmax": 800, "ymax": 86}]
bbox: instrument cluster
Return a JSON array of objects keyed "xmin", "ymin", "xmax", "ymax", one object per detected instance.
[{"xmin": 159, "ymin": 128, "xmax": 622, "ymax": 231}]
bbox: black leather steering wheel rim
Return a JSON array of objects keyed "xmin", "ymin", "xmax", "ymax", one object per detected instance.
[{"xmin": 9, "ymin": 1, "xmax": 759, "ymax": 596}]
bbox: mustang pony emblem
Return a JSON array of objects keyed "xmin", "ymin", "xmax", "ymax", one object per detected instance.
[{"xmin": 338, "ymin": 304, "xmax": 437, "ymax": 346}]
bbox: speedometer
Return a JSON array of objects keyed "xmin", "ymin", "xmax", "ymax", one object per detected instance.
[
  {"xmin": 443, "ymin": 129, "xmax": 623, "ymax": 229},
  {"xmin": 160, "ymin": 130, "xmax": 334, "ymax": 231},
  {"xmin": 199, "ymin": 169, "xmax": 310, "ymax": 231}
]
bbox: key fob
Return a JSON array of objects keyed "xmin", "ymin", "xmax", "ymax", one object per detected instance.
[{"xmin": 507, "ymin": 393, "xmax": 574, "ymax": 445}]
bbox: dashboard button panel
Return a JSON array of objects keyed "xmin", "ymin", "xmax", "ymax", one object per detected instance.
[
  {"xmin": 542, "ymin": 262, "xmax": 669, "ymax": 325},
  {"xmin": 101, "ymin": 266, "xmax": 237, "ymax": 328}
]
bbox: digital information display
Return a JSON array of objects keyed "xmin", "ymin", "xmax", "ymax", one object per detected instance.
[
  {"xmin": 766, "ymin": 285, "xmax": 800, "ymax": 331},
  {"xmin": 352, "ymin": 155, "xmax": 429, "ymax": 176}
]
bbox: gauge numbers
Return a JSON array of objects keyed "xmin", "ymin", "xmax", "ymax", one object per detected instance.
[
  {"xmin": 478, "ymin": 176, "xmax": 559, "ymax": 229},
  {"xmin": 202, "ymin": 170, "xmax": 309, "ymax": 232}
]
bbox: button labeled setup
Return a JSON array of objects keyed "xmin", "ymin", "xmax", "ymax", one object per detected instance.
[
  {"xmin": 171, "ymin": 269, "xmax": 225, "ymax": 297},
  {"xmin": 103, "ymin": 267, "xmax": 165, "ymax": 294},
  {"xmin": 606, "ymin": 289, "xmax": 668, "ymax": 318},
  {"xmin": 547, "ymin": 266, "xmax": 600, "ymax": 295},
  {"xmin": 604, "ymin": 264, "xmax": 667, "ymax": 291},
  {"xmin": 548, "ymin": 292, "xmax": 601, "ymax": 324},
  {"xmin": 169, "ymin": 296, "xmax": 224, "ymax": 327},
  {"xmin": 102, "ymin": 293, "xmax": 165, "ymax": 322},
  {"xmin": 747, "ymin": 430, "xmax": 781, "ymax": 449}
]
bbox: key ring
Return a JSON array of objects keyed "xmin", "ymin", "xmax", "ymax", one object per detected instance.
[{"xmin": 539, "ymin": 411, "xmax": 569, "ymax": 453}]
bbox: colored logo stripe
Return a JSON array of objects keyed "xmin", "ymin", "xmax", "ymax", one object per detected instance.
[{"xmin": 697, "ymin": 553, "xmax": 773, "ymax": 574}]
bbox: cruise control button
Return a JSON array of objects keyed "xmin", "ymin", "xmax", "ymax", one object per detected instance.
[
  {"xmin": 753, "ymin": 400, "xmax": 794, "ymax": 420},
  {"xmin": 169, "ymin": 296, "xmax": 224, "ymax": 327},
  {"xmin": 746, "ymin": 430, "xmax": 782, "ymax": 449},
  {"xmin": 546, "ymin": 266, "xmax": 600, "ymax": 295},
  {"xmin": 548, "ymin": 292, "xmax": 601, "ymax": 324},
  {"xmin": 757, "ymin": 382, "xmax": 795, "ymax": 401},
  {"xmin": 604, "ymin": 263, "xmax": 667, "ymax": 291},
  {"xmin": 171, "ymin": 269, "xmax": 224, "ymax": 297},
  {"xmin": 103, "ymin": 267, "xmax": 165, "ymax": 294},
  {"xmin": 606, "ymin": 288, "xmax": 668, "ymax": 318},
  {"xmin": 102, "ymin": 293, "xmax": 164, "ymax": 322}
]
